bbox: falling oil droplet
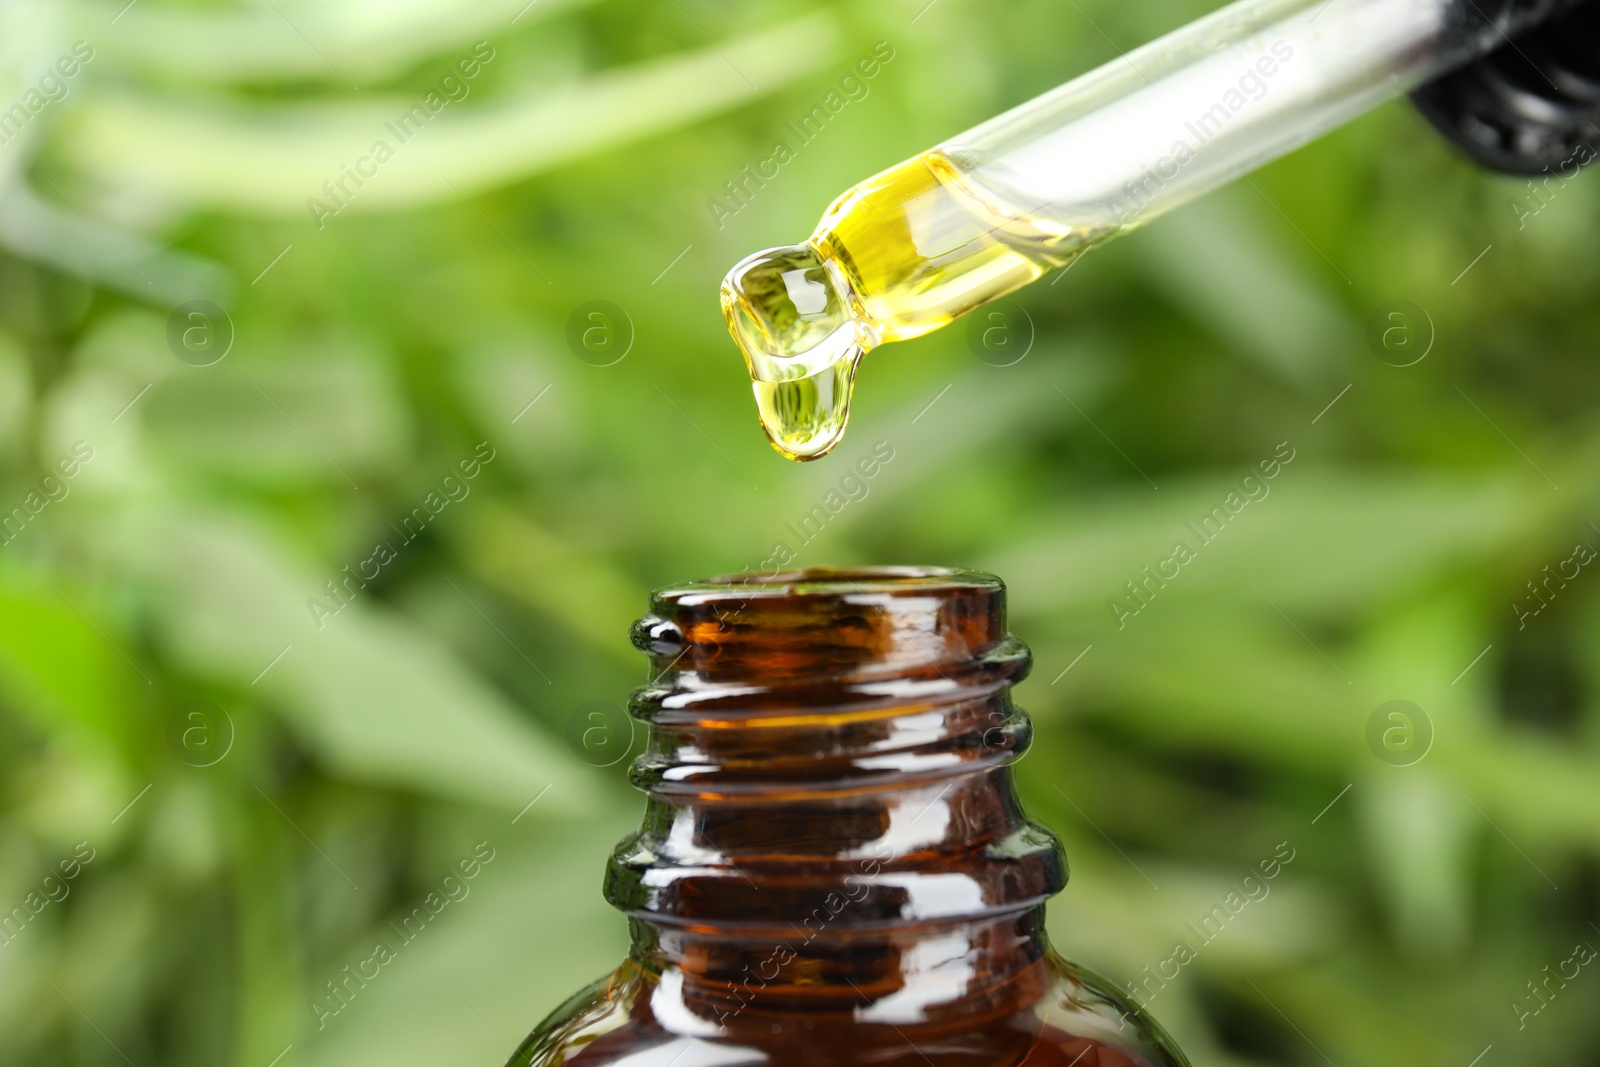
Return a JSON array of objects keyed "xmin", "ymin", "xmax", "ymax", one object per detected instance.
[
  {"xmin": 721, "ymin": 242, "xmax": 870, "ymax": 462},
  {"xmin": 750, "ymin": 348, "xmax": 861, "ymax": 461}
]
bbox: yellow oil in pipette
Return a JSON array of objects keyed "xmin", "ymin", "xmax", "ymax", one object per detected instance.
[{"xmin": 722, "ymin": 151, "xmax": 1114, "ymax": 461}]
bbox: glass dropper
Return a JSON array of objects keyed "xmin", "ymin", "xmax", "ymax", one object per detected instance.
[{"xmin": 721, "ymin": 0, "xmax": 1553, "ymax": 461}]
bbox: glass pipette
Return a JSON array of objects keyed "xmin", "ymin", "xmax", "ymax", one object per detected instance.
[{"xmin": 721, "ymin": 0, "xmax": 1568, "ymax": 460}]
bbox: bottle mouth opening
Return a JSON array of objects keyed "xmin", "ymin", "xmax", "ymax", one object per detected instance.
[
  {"xmin": 630, "ymin": 566, "xmax": 1016, "ymax": 687},
  {"xmin": 660, "ymin": 565, "xmax": 1001, "ymax": 601}
]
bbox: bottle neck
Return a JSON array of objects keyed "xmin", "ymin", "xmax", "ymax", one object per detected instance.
[
  {"xmin": 607, "ymin": 569, "xmax": 1067, "ymax": 1020},
  {"xmin": 628, "ymin": 908, "xmax": 1056, "ymax": 1027}
]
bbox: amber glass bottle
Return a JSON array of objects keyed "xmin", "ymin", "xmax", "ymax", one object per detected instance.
[{"xmin": 507, "ymin": 567, "xmax": 1188, "ymax": 1067}]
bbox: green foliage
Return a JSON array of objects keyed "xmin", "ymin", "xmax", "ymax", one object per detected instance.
[{"xmin": 1, "ymin": 0, "xmax": 1598, "ymax": 1065}]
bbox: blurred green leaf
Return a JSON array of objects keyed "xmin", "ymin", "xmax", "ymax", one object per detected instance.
[
  {"xmin": 129, "ymin": 510, "xmax": 595, "ymax": 811},
  {"xmin": 61, "ymin": 13, "xmax": 843, "ymax": 213}
]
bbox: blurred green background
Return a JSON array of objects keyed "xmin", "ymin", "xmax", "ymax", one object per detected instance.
[{"xmin": 2, "ymin": 0, "xmax": 1598, "ymax": 1064}]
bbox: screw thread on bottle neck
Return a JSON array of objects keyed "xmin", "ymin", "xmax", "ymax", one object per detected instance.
[{"xmin": 607, "ymin": 568, "xmax": 1068, "ymax": 1013}]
